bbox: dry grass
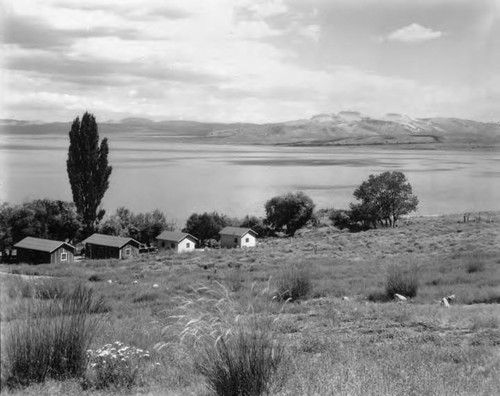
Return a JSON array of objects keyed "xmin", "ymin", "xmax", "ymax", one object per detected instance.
[
  {"xmin": 0, "ymin": 211, "xmax": 499, "ymax": 395},
  {"xmin": 1, "ymin": 284, "xmax": 104, "ymax": 388}
]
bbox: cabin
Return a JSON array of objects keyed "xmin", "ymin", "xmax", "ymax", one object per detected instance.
[
  {"xmin": 82, "ymin": 233, "xmax": 140, "ymax": 260},
  {"xmin": 14, "ymin": 237, "xmax": 75, "ymax": 264},
  {"xmin": 156, "ymin": 231, "xmax": 197, "ymax": 253},
  {"xmin": 219, "ymin": 227, "xmax": 257, "ymax": 248}
]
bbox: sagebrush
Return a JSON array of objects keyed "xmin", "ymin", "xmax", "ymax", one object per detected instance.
[{"xmin": 385, "ymin": 263, "xmax": 419, "ymax": 299}]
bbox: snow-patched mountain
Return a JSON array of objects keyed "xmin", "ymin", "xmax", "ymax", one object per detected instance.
[{"xmin": 2, "ymin": 112, "xmax": 499, "ymax": 148}]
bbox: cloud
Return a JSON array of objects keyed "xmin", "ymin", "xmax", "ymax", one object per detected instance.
[
  {"xmin": 2, "ymin": 12, "xmax": 140, "ymax": 49},
  {"xmin": 238, "ymin": 0, "xmax": 288, "ymax": 18},
  {"xmin": 297, "ymin": 24, "xmax": 321, "ymax": 42},
  {"xmin": 384, "ymin": 23, "xmax": 443, "ymax": 43}
]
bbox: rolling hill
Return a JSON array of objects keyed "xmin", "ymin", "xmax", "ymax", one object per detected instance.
[{"xmin": 2, "ymin": 112, "xmax": 500, "ymax": 149}]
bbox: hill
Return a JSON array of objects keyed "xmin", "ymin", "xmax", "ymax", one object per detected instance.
[
  {"xmin": 2, "ymin": 112, "xmax": 500, "ymax": 149},
  {"xmin": 1, "ymin": 211, "xmax": 499, "ymax": 394}
]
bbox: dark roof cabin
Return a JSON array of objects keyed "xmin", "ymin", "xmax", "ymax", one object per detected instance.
[
  {"xmin": 82, "ymin": 233, "xmax": 140, "ymax": 260},
  {"xmin": 14, "ymin": 237, "xmax": 75, "ymax": 264}
]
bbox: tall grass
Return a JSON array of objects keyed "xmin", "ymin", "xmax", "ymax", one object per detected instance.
[
  {"xmin": 275, "ymin": 262, "xmax": 312, "ymax": 301},
  {"xmin": 158, "ymin": 282, "xmax": 285, "ymax": 396},
  {"xmin": 385, "ymin": 263, "xmax": 419, "ymax": 299},
  {"xmin": 2, "ymin": 284, "xmax": 105, "ymax": 388}
]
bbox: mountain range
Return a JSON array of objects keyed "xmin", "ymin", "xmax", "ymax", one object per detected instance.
[{"xmin": 2, "ymin": 112, "xmax": 500, "ymax": 149}]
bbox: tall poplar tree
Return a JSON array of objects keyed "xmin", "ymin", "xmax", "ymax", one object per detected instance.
[{"xmin": 67, "ymin": 112, "xmax": 112, "ymax": 235}]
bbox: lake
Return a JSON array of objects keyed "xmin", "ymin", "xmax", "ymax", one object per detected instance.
[{"xmin": 1, "ymin": 131, "xmax": 499, "ymax": 225}]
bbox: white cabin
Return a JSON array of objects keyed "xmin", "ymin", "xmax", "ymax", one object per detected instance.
[
  {"xmin": 219, "ymin": 227, "xmax": 257, "ymax": 249},
  {"xmin": 156, "ymin": 231, "xmax": 197, "ymax": 253}
]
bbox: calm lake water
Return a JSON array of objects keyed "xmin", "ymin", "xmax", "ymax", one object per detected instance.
[{"xmin": 1, "ymin": 132, "xmax": 499, "ymax": 225}]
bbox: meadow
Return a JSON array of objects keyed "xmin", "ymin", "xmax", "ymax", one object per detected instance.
[{"xmin": 1, "ymin": 212, "xmax": 499, "ymax": 395}]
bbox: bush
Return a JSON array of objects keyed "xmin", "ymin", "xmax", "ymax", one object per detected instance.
[
  {"xmin": 88, "ymin": 274, "xmax": 102, "ymax": 282},
  {"xmin": 2, "ymin": 284, "xmax": 104, "ymax": 388},
  {"xmin": 385, "ymin": 264, "xmax": 419, "ymax": 299},
  {"xmin": 83, "ymin": 341, "xmax": 150, "ymax": 390},
  {"xmin": 466, "ymin": 259, "xmax": 485, "ymax": 274},
  {"xmin": 275, "ymin": 263, "xmax": 312, "ymax": 301},
  {"xmin": 132, "ymin": 292, "xmax": 160, "ymax": 304}
]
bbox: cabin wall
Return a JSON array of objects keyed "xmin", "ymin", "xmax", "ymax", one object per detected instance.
[
  {"xmin": 240, "ymin": 233, "xmax": 256, "ymax": 247},
  {"xmin": 85, "ymin": 244, "xmax": 120, "ymax": 259},
  {"xmin": 17, "ymin": 248, "xmax": 51, "ymax": 264},
  {"xmin": 177, "ymin": 238, "xmax": 195, "ymax": 253},
  {"xmin": 51, "ymin": 246, "xmax": 75, "ymax": 264},
  {"xmin": 119, "ymin": 243, "xmax": 139, "ymax": 259},
  {"xmin": 220, "ymin": 234, "xmax": 239, "ymax": 248}
]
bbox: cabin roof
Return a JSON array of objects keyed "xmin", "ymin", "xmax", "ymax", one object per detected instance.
[
  {"xmin": 156, "ymin": 231, "xmax": 197, "ymax": 242},
  {"xmin": 219, "ymin": 226, "xmax": 257, "ymax": 237},
  {"xmin": 82, "ymin": 233, "xmax": 140, "ymax": 248},
  {"xmin": 14, "ymin": 237, "xmax": 75, "ymax": 253}
]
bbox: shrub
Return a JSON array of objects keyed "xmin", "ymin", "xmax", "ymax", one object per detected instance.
[
  {"xmin": 158, "ymin": 282, "xmax": 285, "ymax": 396},
  {"xmin": 275, "ymin": 263, "xmax": 312, "ymax": 301},
  {"xmin": 385, "ymin": 264, "xmax": 419, "ymax": 299},
  {"xmin": 132, "ymin": 292, "xmax": 159, "ymax": 304},
  {"xmin": 88, "ymin": 274, "xmax": 102, "ymax": 282},
  {"xmin": 83, "ymin": 341, "xmax": 150, "ymax": 390},
  {"xmin": 2, "ymin": 284, "xmax": 104, "ymax": 388},
  {"xmin": 466, "ymin": 259, "xmax": 485, "ymax": 274}
]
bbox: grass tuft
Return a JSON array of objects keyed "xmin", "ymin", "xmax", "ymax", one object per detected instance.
[
  {"xmin": 385, "ymin": 263, "xmax": 419, "ymax": 299},
  {"xmin": 275, "ymin": 263, "xmax": 312, "ymax": 301},
  {"xmin": 34, "ymin": 279, "xmax": 66, "ymax": 300},
  {"xmin": 466, "ymin": 259, "xmax": 485, "ymax": 274},
  {"xmin": 158, "ymin": 282, "xmax": 285, "ymax": 396},
  {"xmin": 2, "ymin": 284, "xmax": 105, "ymax": 389}
]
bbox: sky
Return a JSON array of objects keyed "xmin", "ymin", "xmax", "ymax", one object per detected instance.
[{"xmin": 1, "ymin": 0, "xmax": 500, "ymax": 123}]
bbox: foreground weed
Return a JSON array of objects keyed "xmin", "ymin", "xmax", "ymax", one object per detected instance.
[
  {"xmin": 158, "ymin": 281, "xmax": 285, "ymax": 396},
  {"xmin": 2, "ymin": 284, "xmax": 105, "ymax": 388}
]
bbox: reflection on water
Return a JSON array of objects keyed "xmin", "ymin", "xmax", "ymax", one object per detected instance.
[{"xmin": 1, "ymin": 133, "xmax": 499, "ymax": 224}]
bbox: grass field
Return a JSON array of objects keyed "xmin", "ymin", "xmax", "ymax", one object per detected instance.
[{"xmin": 1, "ymin": 212, "xmax": 499, "ymax": 395}]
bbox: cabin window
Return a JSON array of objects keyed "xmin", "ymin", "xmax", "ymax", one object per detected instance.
[
  {"xmin": 245, "ymin": 238, "xmax": 249, "ymax": 243},
  {"xmin": 162, "ymin": 242, "xmax": 165, "ymax": 247},
  {"xmin": 234, "ymin": 238, "xmax": 238, "ymax": 243},
  {"xmin": 186, "ymin": 242, "xmax": 190, "ymax": 248},
  {"xmin": 125, "ymin": 248, "xmax": 131, "ymax": 256},
  {"xmin": 171, "ymin": 243, "xmax": 175, "ymax": 248},
  {"xmin": 61, "ymin": 252, "xmax": 68, "ymax": 261}
]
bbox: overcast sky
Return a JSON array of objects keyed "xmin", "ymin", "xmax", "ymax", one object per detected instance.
[{"xmin": 1, "ymin": 0, "xmax": 499, "ymax": 123}]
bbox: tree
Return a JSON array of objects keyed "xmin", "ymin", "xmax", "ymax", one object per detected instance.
[
  {"xmin": 67, "ymin": 112, "xmax": 112, "ymax": 236},
  {"xmin": 351, "ymin": 171, "xmax": 418, "ymax": 228},
  {"xmin": 99, "ymin": 208, "xmax": 173, "ymax": 245},
  {"xmin": 264, "ymin": 192, "xmax": 315, "ymax": 236},
  {"xmin": 240, "ymin": 215, "xmax": 271, "ymax": 237},
  {"xmin": 183, "ymin": 212, "xmax": 228, "ymax": 246},
  {"xmin": 0, "ymin": 200, "xmax": 81, "ymax": 252}
]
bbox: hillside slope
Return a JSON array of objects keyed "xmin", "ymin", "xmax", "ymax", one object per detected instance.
[{"xmin": 2, "ymin": 112, "xmax": 499, "ymax": 149}]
